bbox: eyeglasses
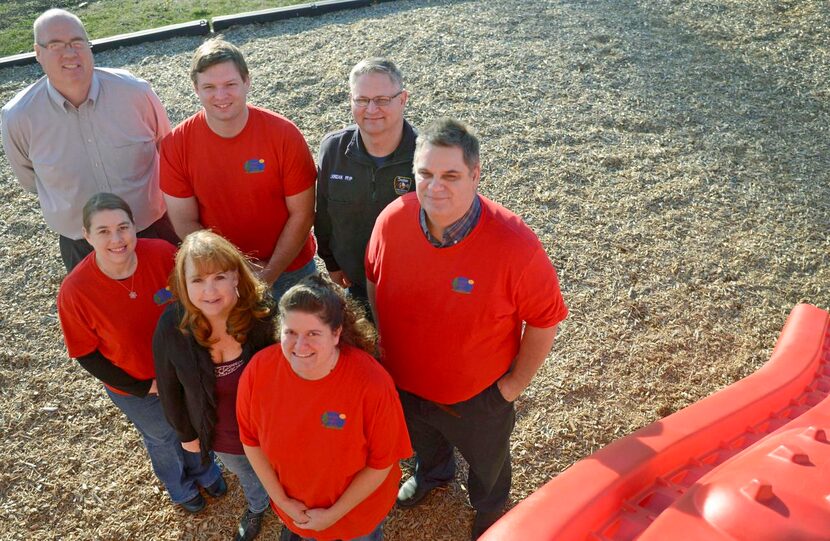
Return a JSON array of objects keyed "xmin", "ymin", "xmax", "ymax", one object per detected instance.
[
  {"xmin": 38, "ymin": 39, "xmax": 91, "ymax": 52},
  {"xmin": 351, "ymin": 91, "xmax": 404, "ymax": 108}
]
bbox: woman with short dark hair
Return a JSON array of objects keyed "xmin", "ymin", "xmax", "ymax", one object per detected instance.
[{"xmin": 58, "ymin": 193, "xmax": 223, "ymax": 514}]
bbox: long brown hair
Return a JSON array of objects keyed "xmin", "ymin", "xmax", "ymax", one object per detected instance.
[
  {"xmin": 171, "ymin": 230, "xmax": 270, "ymax": 347},
  {"xmin": 278, "ymin": 275, "xmax": 376, "ymax": 354}
]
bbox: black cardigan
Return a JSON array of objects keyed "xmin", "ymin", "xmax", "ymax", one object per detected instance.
[{"xmin": 152, "ymin": 302, "xmax": 276, "ymax": 463}]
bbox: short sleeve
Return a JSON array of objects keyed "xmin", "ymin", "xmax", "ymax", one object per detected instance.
[
  {"xmin": 236, "ymin": 353, "xmax": 261, "ymax": 447},
  {"xmin": 57, "ymin": 285, "xmax": 99, "ymax": 359},
  {"xmin": 278, "ymin": 121, "xmax": 316, "ymax": 198},
  {"xmin": 364, "ymin": 210, "xmax": 386, "ymax": 284},
  {"xmin": 159, "ymin": 131, "xmax": 195, "ymax": 198},
  {"xmin": 514, "ymin": 247, "xmax": 568, "ymax": 328},
  {"xmin": 363, "ymin": 371, "xmax": 412, "ymax": 468}
]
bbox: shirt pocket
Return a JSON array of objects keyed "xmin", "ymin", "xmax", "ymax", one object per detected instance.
[{"xmin": 104, "ymin": 138, "xmax": 156, "ymax": 183}]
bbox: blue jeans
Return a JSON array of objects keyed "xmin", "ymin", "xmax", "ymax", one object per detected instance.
[
  {"xmin": 215, "ymin": 451, "xmax": 270, "ymax": 513},
  {"xmin": 279, "ymin": 521, "xmax": 383, "ymax": 541},
  {"xmin": 270, "ymin": 260, "xmax": 317, "ymax": 301},
  {"xmin": 106, "ymin": 389, "xmax": 222, "ymax": 503}
]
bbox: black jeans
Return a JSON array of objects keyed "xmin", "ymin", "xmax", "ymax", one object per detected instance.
[
  {"xmin": 59, "ymin": 212, "xmax": 180, "ymax": 272},
  {"xmin": 398, "ymin": 383, "xmax": 515, "ymax": 513}
]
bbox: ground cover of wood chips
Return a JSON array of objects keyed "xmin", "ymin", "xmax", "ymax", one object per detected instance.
[{"xmin": 1, "ymin": 0, "xmax": 828, "ymax": 539}]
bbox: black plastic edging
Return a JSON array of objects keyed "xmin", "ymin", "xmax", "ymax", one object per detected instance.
[
  {"xmin": 0, "ymin": 19, "xmax": 209, "ymax": 70},
  {"xmin": 0, "ymin": 0, "xmax": 384, "ymax": 70},
  {"xmin": 91, "ymin": 19, "xmax": 210, "ymax": 53},
  {"xmin": 0, "ymin": 52, "xmax": 37, "ymax": 69},
  {"xmin": 212, "ymin": 0, "xmax": 371, "ymax": 32}
]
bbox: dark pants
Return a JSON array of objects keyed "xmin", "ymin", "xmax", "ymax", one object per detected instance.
[
  {"xmin": 279, "ymin": 522, "xmax": 382, "ymax": 541},
  {"xmin": 59, "ymin": 213, "xmax": 180, "ymax": 272},
  {"xmin": 346, "ymin": 283, "xmax": 373, "ymax": 324},
  {"xmin": 398, "ymin": 383, "xmax": 515, "ymax": 513}
]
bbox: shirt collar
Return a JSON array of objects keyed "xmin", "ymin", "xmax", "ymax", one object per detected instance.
[
  {"xmin": 420, "ymin": 194, "xmax": 482, "ymax": 248},
  {"xmin": 45, "ymin": 70, "xmax": 99, "ymax": 111}
]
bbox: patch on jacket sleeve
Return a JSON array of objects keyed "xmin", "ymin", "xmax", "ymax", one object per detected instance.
[{"xmin": 394, "ymin": 175, "xmax": 413, "ymax": 195}]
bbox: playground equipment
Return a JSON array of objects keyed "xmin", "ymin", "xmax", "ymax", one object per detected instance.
[{"xmin": 481, "ymin": 303, "xmax": 830, "ymax": 540}]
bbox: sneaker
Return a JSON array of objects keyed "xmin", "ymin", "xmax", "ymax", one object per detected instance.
[
  {"xmin": 396, "ymin": 476, "xmax": 447, "ymax": 508},
  {"xmin": 180, "ymin": 493, "xmax": 206, "ymax": 514},
  {"xmin": 205, "ymin": 475, "xmax": 227, "ymax": 498},
  {"xmin": 234, "ymin": 508, "xmax": 266, "ymax": 541}
]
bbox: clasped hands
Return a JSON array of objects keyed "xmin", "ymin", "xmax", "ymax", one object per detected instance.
[{"xmin": 282, "ymin": 497, "xmax": 338, "ymax": 532}]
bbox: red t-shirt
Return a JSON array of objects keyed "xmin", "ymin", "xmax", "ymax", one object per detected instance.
[
  {"xmin": 160, "ymin": 105, "xmax": 316, "ymax": 270},
  {"xmin": 237, "ymin": 344, "xmax": 411, "ymax": 541},
  {"xmin": 366, "ymin": 194, "xmax": 569, "ymax": 404},
  {"xmin": 57, "ymin": 239, "xmax": 176, "ymax": 394}
]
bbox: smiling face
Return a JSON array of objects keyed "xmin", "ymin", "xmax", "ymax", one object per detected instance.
[
  {"xmin": 280, "ymin": 310, "xmax": 341, "ymax": 381},
  {"xmin": 83, "ymin": 209, "xmax": 136, "ymax": 274},
  {"xmin": 194, "ymin": 60, "xmax": 251, "ymax": 136},
  {"xmin": 350, "ymin": 72, "xmax": 408, "ymax": 140},
  {"xmin": 415, "ymin": 143, "xmax": 481, "ymax": 232},
  {"xmin": 34, "ymin": 14, "xmax": 93, "ymax": 99},
  {"xmin": 184, "ymin": 257, "xmax": 239, "ymax": 321}
]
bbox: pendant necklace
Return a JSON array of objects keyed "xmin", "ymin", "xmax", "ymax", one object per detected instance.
[
  {"xmin": 98, "ymin": 252, "xmax": 139, "ymax": 299},
  {"xmin": 115, "ymin": 273, "xmax": 138, "ymax": 299}
]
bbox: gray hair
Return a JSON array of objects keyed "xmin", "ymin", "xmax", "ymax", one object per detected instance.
[
  {"xmin": 34, "ymin": 9, "xmax": 87, "ymax": 44},
  {"xmin": 415, "ymin": 118, "xmax": 481, "ymax": 170},
  {"xmin": 349, "ymin": 58, "xmax": 404, "ymax": 90}
]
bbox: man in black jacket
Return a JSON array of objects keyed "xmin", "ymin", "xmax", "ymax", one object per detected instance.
[{"xmin": 314, "ymin": 58, "xmax": 416, "ymax": 308}]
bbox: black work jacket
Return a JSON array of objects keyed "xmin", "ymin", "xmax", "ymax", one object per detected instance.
[{"xmin": 314, "ymin": 121, "xmax": 417, "ymax": 289}]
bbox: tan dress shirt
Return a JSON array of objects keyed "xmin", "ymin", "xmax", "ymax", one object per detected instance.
[{"xmin": 1, "ymin": 67, "xmax": 171, "ymax": 239}]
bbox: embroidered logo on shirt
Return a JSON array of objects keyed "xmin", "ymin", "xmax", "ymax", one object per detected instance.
[
  {"xmin": 244, "ymin": 159, "xmax": 266, "ymax": 173},
  {"xmin": 394, "ymin": 176, "xmax": 413, "ymax": 195},
  {"xmin": 329, "ymin": 173, "xmax": 353, "ymax": 181},
  {"xmin": 321, "ymin": 411, "xmax": 347, "ymax": 430},
  {"xmin": 153, "ymin": 287, "xmax": 173, "ymax": 305},
  {"xmin": 451, "ymin": 277, "xmax": 475, "ymax": 294}
]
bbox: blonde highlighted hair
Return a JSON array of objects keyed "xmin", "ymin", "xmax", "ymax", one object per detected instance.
[{"xmin": 171, "ymin": 230, "xmax": 270, "ymax": 347}]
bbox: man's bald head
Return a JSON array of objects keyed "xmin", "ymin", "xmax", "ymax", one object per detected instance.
[{"xmin": 34, "ymin": 9, "xmax": 87, "ymax": 45}]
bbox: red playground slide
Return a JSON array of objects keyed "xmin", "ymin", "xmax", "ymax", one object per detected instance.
[{"xmin": 481, "ymin": 303, "xmax": 830, "ymax": 541}]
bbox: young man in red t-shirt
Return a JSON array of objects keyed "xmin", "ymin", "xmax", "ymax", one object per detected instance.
[
  {"xmin": 160, "ymin": 39, "xmax": 317, "ymax": 300},
  {"xmin": 365, "ymin": 119, "xmax": 568, "ymax": 540}
]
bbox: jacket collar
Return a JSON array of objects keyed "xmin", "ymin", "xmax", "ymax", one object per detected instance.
[{"xmin": 345, "ymin": 119, "xmax": 417, "ymax": 166}]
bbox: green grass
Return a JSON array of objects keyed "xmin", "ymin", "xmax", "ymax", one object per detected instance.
[{"xmin": 0, "ymin": 0, "xmax": 308, "ymax": 57}]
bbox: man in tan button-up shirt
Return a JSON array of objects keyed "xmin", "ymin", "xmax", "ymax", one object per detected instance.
[{"xmin": 1, "ymin": 8, "xmax": 178, "ymax": 271}]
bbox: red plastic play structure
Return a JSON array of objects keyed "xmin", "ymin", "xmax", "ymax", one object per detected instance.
[{"xmin": 481, "ymin": 303, "xmax": 830, "ymax": 541}]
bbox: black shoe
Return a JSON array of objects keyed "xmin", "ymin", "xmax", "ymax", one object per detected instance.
[
  {"xmin": 396, "ymin": 476, "xmax": 446, "ymax": 508},
  {"xmin": 205, "ymin": 475, "xmax": 227, "ymax": 498},
  {"xmin": 234, "ymin": 508, "xmax": 266, "ymax": 541},
  {"xmin": 180, "ymin": 493, "xmax": 206, "ymax": 513},
  {"xmin": 471, "ymin": 510, "xmax": 504, "ymax": 540}
]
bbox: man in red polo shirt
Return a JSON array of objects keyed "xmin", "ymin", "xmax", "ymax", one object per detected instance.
[
  {"xmin": 365, "ymin": 118, "xmax": 568, "ymax": 540},
  {"xmin": 161, "ymin": 38, "xmax": 317, "ymax": 299}
]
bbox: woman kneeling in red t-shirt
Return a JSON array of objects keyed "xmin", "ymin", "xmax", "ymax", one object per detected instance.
[{"xmin": 237, "ymin": 275, "xmax": 411, "ymax": 541}]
